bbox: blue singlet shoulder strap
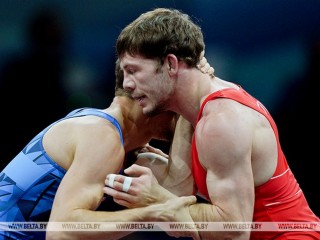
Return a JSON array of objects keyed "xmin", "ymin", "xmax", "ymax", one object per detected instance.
[{"xmin": 67, "ymin": 108, "xmax": 124, "ymax": 146}]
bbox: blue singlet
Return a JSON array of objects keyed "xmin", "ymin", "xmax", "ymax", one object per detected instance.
[{"xmin": 0, "ymin": 108, "xmax": 123, "ymax": 239}]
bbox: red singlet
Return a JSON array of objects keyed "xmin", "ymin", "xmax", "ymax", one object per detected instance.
[{"xmin": 192, "ymin": 87, "xmax": 320, "ymax": 239}]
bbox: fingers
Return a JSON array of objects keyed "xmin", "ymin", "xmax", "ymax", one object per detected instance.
[
  {"xmin": 105, "ymin": 174, "xmax": 125, "ymax": 189},
  {"xmin": 198, "ymin": 54, "xmax": 215, "ymax": 77},
  {"xmin": 175, "ymin": 196, "xmax": 201, "ymax": 240},
  {"xmin": 199, "ymin": 56, "xmax": 207, "ymax": 68},
  {"xmin": 139, "ymin": 145, "xmax": 169, "ymax": 158},
  {"xmin": 198, "ymin": 59, "xmax": 214, "ymax": 74},
  {"xmin": 199, "ymin": 50, "xmax": 205, "ymax": 60},
  {"xmin": 104, "ymin": 165, "xmax": 150, "ymax": 196},
  {"xmin": 208, "ymin": 66, "xmax": 214, "ymax": 76},
  {"xmin": 137, "ymin": 152, "xmax": 168, "ymax": 164},
  {"xmin": 122, "ymin": 176, "xmax": 132, "ymax": 192},
  {"xmin": 105, "ymin": 174, "xmax": 134, "ymax": 194},
  {"xmin": 103, "ymin": 186, "xmax": 125, "ymax": 198},
  {"xmin": 123, "ymin": 163, "xmax": 152, "ymax": 176},
  {"xmin": 108, "ymin": 174, "xmax": 116, "ymax": 188},
  {"xmin": 200, "ymin": 62, "xmax": 210, "ymax": 72},
  {"xmin": 103, "ymin": 186, "xmax": 132, "ymax": 208},
  {"xmin": 181, "ymin": 195, "xmax": 197, "ymax": 206}
]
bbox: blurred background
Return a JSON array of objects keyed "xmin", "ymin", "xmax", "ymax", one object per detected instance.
[{"xmin": 0, "ymin": 0, "xmax": 319, "ymax": 217}]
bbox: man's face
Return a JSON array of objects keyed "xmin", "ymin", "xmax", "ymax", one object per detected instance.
[{"xmin": 120, "ymin": 53, "xmax": 174, "ymax": 117}]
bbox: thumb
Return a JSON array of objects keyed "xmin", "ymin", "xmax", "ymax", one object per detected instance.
[
  {"xmin": 144, "ymin": 145, "xmax": 169, "ymax": 158},
  {"xmin": 181, "ymin": 195, "xmax": 197, "ymax": 206},
  {"xmin": 124, "ymin": 163, "xmax": 151, "ymax": 177}
]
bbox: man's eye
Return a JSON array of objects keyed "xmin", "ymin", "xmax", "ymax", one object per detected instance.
[{"xmin": 127, "ymin": 69, "xmax": 135, "ymax": 74}]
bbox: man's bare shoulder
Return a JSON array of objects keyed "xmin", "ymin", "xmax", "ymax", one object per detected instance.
[
  {"xmin": 198, "ymin": 98, "xmax": 253, "ymax": 134},
  {"xmin": 43, "ymin": 115, "xmax": 123, "ymax": 170}
]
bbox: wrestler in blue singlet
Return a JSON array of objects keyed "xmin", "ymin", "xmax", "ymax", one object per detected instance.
[{"xmin": 0, "ymin": 108, "xmax": 124, "ymax": 240}]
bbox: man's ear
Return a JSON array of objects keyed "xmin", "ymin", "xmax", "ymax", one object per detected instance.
[{"xmin": 166, "ymin": 54, "xmax": 179, "ymax": 76}]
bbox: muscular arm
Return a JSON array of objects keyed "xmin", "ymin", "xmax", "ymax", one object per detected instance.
[
  {"xmin": 46, "ymin": 121, "xmax": 151, "ymax": 240},
  {"xmin": 189, "ymin": 100, "xmax": 254, "ymax": 240},
  {"xmin": 104, "ymin": 115, "xmax": 194, "ymax": 208},
  {"xmin": 105, "ymin": 100, "xmax": 255, "ymax": 239},
  {"xmin": 162, "ymin": 115, "xmax": 195, "ymax": 196}
]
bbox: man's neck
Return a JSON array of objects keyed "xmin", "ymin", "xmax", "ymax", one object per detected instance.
[
  {"xmin": 109, "ymin": 96, "xmax": 152, "ymax": 152},
  {"xmin": 172, "ymin": 69, "xmax": 214, "ymax": 126}
]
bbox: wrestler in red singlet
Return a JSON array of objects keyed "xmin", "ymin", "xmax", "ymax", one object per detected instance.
[{"xmin": 192, "ymin": 87, "xmax": 320, "ymax": 239}]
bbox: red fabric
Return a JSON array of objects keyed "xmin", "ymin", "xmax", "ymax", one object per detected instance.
[{"xmin": 191, "ymin": 87, "xmax": 320, "ymax": 239}]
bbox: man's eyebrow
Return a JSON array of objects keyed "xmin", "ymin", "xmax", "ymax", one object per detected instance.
[
  {"xmin": 120, "ymin": 62, "xmax": 131, "ymax": 70},
  {"xmin": 122, "ymin": 63, "xmax": 139, "ymax": 71},
  {"xmin": 122, "ymin": 64, "xmax": 129, "ymax": 70}
]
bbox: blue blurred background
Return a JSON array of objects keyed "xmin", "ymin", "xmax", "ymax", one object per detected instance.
[{"xmin": 0, "ymin": 0, "xmax": 319, "ymax": 217}]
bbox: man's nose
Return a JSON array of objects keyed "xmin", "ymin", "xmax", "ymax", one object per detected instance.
[{"xmin": 123, "ymin": 74, "xmax": 135, "ymax": 92}]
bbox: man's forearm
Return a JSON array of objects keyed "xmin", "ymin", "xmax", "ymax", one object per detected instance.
[
  {"xmin": 189, "ymin": 203, "xmax": 251, "ymax": 240},
  {"xmin": 161, "ymin": 116, "xmax": 195, "ymax": 196},
  {"xmin": 47, "ymin": 206, "xmax": 156, "ymax": 240}
]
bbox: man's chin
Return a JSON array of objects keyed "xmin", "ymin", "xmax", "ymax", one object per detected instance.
[
  {"xmin": 143, "ymin": 109, "xmax": 156, "ymax": 117},
  {"xmin": 143, "ymin": 107, "xmax": 165, "ymax": 117}
]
